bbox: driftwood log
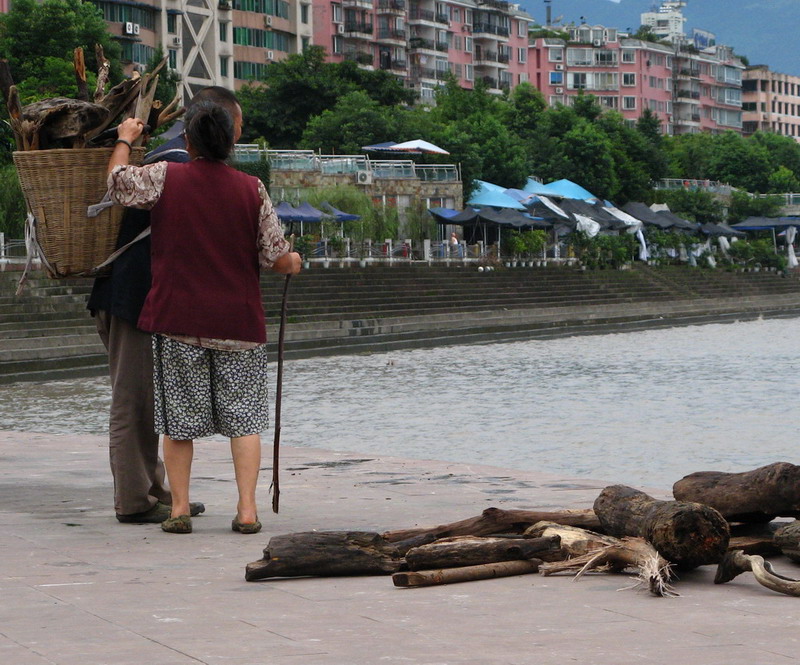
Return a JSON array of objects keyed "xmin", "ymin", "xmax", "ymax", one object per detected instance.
[
  {"xmin": 392, "ymin": 560, "xmax": 541, "ymax": 588},
  {"xmin": 245, "ymin": 531, "xmax": 403, "ymax": 581},
  {"xmin": 774, "ymin": 520, "xmax": 800, "ymax": 562},
  {"xmin": 594, "ymin": 485, "xmax": 729, "ymax": 570},
  {"xmin": 530, "ymin": 522, "xmax": 675, "ymax": 597},
  {"xmin": 715, "ymin": 550, "xmax": 800, "ymax": 597},
  {"xmin": 404, "ymin": 535, "xmax": 561, "ymax": 571},
  {"xmin": 673, "ymin": 462, "xmax": 800, "ymax": 522},
  {"xmin": 382, "ymin": 507, "xmax": 601, "ymax": 543}
]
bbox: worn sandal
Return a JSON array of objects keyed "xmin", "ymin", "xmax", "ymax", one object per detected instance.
[
  {"xmin": 161, "ymin": 515, "xmax": 192, "ymax": 534},
  {"xmin": 231, "ymin": 516, "xmax": 262, "ymax": 534}
]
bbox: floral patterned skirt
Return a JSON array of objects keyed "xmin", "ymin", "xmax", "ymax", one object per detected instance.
[{"xmin": 152, "ymin": 334, "xmax": 270, "ymax": 439}]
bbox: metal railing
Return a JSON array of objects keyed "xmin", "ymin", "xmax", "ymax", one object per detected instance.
[{"xmin": 233, "ymin": 147, "xmax": 459, "ymax": 182}]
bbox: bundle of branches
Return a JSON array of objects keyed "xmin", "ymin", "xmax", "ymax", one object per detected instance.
[{"xmin": 2, "ymin": 45, "xmax": 182, "ymax": 151}]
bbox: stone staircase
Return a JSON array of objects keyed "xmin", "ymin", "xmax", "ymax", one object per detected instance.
[{"xmin": 2, "ymin": 263, "xmax": 800, "ymax": 384}]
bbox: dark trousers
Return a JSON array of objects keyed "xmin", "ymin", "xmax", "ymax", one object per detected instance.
[{"xmin": 95, "ymin": 311, "xmax": 171, "ymax": 515}]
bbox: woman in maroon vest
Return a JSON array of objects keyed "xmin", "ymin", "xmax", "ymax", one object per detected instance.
[{"xmin": 106, "ymin": 102, "xmax": 301, "ymax": 534}]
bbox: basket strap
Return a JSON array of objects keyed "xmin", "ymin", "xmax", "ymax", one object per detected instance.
[
  {"xmin": 91, "ymin": 226, "xmax": 151, "ymax": 273},
  {"xmin": 16, "ymin": 213, "xmax": 56, "ymax": 296}
]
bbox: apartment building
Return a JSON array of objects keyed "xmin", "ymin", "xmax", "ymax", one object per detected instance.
[
  {"xmin": 312, "ymin": 0, "xmax": 533, "ymax": 101},
  {"xmin": 89, "ymin": 0, "xmax": 311, "ymax": 99},
  {"xmin": 528, "ymin": 26, "xmax": 675, "ymax": 130},
  {"xmin": 742, "ymin": 65, "xmax": 800, "ymax": 142}
]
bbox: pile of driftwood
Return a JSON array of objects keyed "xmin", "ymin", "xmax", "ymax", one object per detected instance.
[
  {"xmin": 246, "ymin": 462, "xmax": 800, "ymax": 598},
  {"xmin": 2, "ymin": 45, "xmax": 181, "ymax": 150}
]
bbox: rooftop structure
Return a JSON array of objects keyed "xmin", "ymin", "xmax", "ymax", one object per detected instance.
[{"xmin": 640, "ymin": 0, "xmax": 687, "ymax": 43}]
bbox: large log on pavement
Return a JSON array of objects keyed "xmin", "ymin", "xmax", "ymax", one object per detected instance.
[
  {"xmin": 404, "ymin": 535, "xmax": 562, "ymax": 571},
  {"xmin": 382, "ymin": 507, "xmax": 601, "ymax": 543},
  {"xmin": 393, "ymin": 560, "xmax": 541, "ymax": 588},
  {"xmin": 245, "ymin": 531, "xmax": 403, "ymax": 581},
  {"xmin": 593, "ymin": 485, "xmax": 729, "ymax": 570},
  {"xmin": 673, "ymin": 462, "xmax": 800, "ymax": 522}
]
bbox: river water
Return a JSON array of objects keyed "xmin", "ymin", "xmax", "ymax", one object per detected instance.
[{"xmin": 2, "ymin": 317, "xmax": 798, "ymax": 490}]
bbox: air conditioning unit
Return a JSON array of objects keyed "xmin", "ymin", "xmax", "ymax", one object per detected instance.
[
  {"xmin": 593, "ymin": 39, "xmax": 602, "ymax": 46},
  {"xmin": 555, "ymin": 87, "xmax": 564, "ymax": 94},
  {"xmin": 337, "ymin": 23, "xmax": 345, "ymax": 33},
  {"xmin": 133, "ymin": 23, "xmax": 140, "ymax": 35},
  {"xmin": 462, "ymin": 25, "xmax": 471, "ymax": 33},
  {"xmin": 265, "ymin": 15, "xmax": 272, "ymax": 26},
  {"xmin": 173, "ymin": 36, "xmax": 182, "ymax": 46},
  {"xmin": 357, "ymin": 171, "xmax": 373, "ymax": 185},
  {"xmin": 124, "ymin": 22, "xmax": 134, "ymax": 35},
  {"xmin": 555, "ymin": 63, "xmax": 564, "ymax": 71},
  {"xmin": 266, "ymin": 50, "xmax": 274, "ymax": 61}
]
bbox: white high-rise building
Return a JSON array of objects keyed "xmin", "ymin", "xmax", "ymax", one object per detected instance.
[{"xmin": 640, "ymin": 0, "xmax": 687, "ymax": 43}]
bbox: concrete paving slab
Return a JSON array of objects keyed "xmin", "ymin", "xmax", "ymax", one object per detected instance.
[{"xmin": 2, "ymin": 429, "xmax": 800, "ymax": 665}]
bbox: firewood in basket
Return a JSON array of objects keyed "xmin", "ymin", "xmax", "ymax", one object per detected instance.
[
  {"xmin": 94, "ymin": 44, "xmax": 110, "ymax": 103},
  {"xmin": 73, "ymin": 47, "xmax": 88, "ymax": 102},
  {"xmin": 20, "ymin": 98, "xmax": 110, "ymax": 149}
]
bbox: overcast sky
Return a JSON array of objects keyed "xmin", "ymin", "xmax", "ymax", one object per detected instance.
[{"xmin": 518, "ymin": 0, "xmax": 800, "ymax": 76}]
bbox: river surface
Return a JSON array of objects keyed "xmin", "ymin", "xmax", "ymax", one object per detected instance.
[{"xmin": 2, "ymin": 317, "xmax": 798, "ymax": 489}]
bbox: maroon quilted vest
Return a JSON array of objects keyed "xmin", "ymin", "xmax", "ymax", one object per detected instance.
[{"xmin": 138, "ymin": 160, "xmax": 266, "ymax": 343}]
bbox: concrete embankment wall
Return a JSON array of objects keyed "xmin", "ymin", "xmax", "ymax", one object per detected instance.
[{"xmin": 1, "ymin": 263, "xmax": 799, "ymax": 383}]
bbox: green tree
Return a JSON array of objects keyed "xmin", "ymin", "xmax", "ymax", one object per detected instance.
[
  {"xmin": 664, "ymin": 132, "xmax": 716, "ymax": 180},
  {"xmin": 300, "ymin": 91, "xmax": 398, "ymax": 154},
  {"xmin": 752, "ymin": 131, "xmax": 800, "ymax": 181},
  {"xmin": 727, "ymin": 189, "xmax": 783, "ymax": 223},
  {"xmin": 145, "ymin": 46, "xmax": 182, "ymax": 108},
  {"xmin": 768, "ymin": 165, "xmax": 800, "ymax": 193},
  {"xmin": 704, "ymin": 131, "xmax": 772, "ymax": 192},
  {"xmin": 635, "ymin": 108, "xmax": 669, "ymax": 182},
  {"xmin": 555, "ymin": 119, "xmax": 618, "ymax": 201},
  {"xmin": 653, "ymin": 188, "xmax": 722, "ymax": 223},
  {"xmin": 0, "ymin": 0, "xmax": 121, "ymax": 103},
  {"xmin": 0, "ymin": 165, "xmax": 27, "ymax": 237}
]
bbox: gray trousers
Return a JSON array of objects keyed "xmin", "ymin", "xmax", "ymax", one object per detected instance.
[{"xmin": 95, "ymin": 311, "xmax": 171, "ymax": 515}]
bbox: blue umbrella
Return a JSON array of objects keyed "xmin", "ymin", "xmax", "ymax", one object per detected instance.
[{"xmin": 544, "ymin": 179, "xmax": 600, "ymax": 201}]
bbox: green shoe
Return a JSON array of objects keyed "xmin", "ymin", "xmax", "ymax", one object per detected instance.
[
  {"xmin": 231, "ymin": 515, "xmax": 262, "ymax": 534},
  {"xmin": 117, "ymin": 501, "xmax": 206, "ymax": 523},
  {"xmin": 161, "ymin": 515, "xmax": 192, "ymax": 534}
]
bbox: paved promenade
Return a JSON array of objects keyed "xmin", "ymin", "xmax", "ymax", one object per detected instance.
[{"xmin": 2, "ymin": 430, "xmax": 799, "ymax": 665}]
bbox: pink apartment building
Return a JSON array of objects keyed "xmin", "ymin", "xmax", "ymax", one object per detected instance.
[
  {"xmin": 312, "ymin": 0, "xmax": 532, "ymax": 101},
  {"xmin": 527, "ymin": 24, "xmax": 744, "ymax": 136}
]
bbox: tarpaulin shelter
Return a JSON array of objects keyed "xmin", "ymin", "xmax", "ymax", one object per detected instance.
[
  {"xmin": 320, "ymin": 201, "xmax": 361, "ymax": 222},
  {"xmin": 387, "ymin": 139, "xmax": 449, "ymax": 154},
  {"xmin": 466, "ymin": 189, "xmax": 526, "ymax": 210},
  {"xmin": 542, "ymin": 179, "xmax": 600, "ymax": 202},
  {"xmin": 731, "ymin": 216, "xmax": 800, "ymax": 229},
  {"xmin": 621, "ymin": 202, "xmax": 675, "ymax": 230},
  {"xmin": 654, "ymin": 210, "xmax": 699, "ymax": 232},
  {"xmin": 700, "ymin": 222, "xmax": 746, "ymax": 237}
]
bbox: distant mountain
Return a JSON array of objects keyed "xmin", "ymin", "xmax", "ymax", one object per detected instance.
[{"xmin": 518, "ymin": 0, "xmax": 800, "ymax": 76}]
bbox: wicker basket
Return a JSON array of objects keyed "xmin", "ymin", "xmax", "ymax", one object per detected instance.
[{"xmin": 13, "ymin": 147, "xmax": 145, "ymax": 278}]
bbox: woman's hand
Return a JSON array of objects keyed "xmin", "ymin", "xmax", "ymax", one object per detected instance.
[
  {"xmin": 117, "ymin": 117, "xmax": 145, "ymax": 143},
  {"xmin": 272, "ymin": 251, "xmax": 302, "ymax": 275}
]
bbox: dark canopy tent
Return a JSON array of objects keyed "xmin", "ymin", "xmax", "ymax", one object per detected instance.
[
  {"xmin": 621, "ymin": 202, "xmax": 675, "ymax": 230},
  {"xmin": 700, "ymin": 222, "xmax": 746, "ymax": 237},
  {"xmin": 731, "ymin": 216, "xmax": 800, "ymax": 230},
  {"xmin": 655, "ymin": 210, "xmax": 699, "ymax": 232},
  {"xmin": 319, "ymin": 201, "xmax": 360, "ymax": 222}
]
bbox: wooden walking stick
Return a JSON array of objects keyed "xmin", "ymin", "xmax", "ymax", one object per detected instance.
[{"xmin": 271, "ymin": 237, "xmax": 294, "ymax": 513}]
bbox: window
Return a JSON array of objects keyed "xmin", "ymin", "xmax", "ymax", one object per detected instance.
[
  {"xmin": 599, "ymin": 95, "xmax": 618, "ymax": 109},
  {"xmin": 519, "ymin": 72, "xmax": 528, "ymax": 84},
  {"xmin": 568, "ymin": 72, "xmax": 586, "ymax": 89},
  {"xmin": 566, "ymin": 48, "xmax": 592, "ymax": 66},
  {"xmin": 332, "ymin": 3, "xmax": 342, "ymax": 22},
  {"xmin": 301, "ymin": 36, "xmax": 310, "ymax": 50},
  {"xmin": 548, "ymin": 47, "xmax": 563, "ymax": 62},
  {"xmin": 452, "ymin": 8, "xmax": 459, "ymax": 21},
  {"xmin": 167, "ymin": 13, "xmax": 177, "ymax": 34},
  {"xmin": 300, "ymin": 3, "xmax": 308, "ymax": 23},
  {"xmin": 549, "ymin": 71, "xmax": 563, "ymax": 85},
  {"xmin": 621, "ymin": 49, "xmax": 635, "ymax": 63},
  {"xmin": 518, "ymin": 47, "xmax": 526, "ymax": 63},
  {"xmin": 333, "ymin": 35, "xmax": 342, "ymax": 53},
  {"xmin": 465, "ymin": 64, "xmax": 473, "ymax": 81},
  {"xmin": 465, "ymin": 37, "xmax": 473, "ymax": 53},
  {"xmin": 623, "ymin": 96, "xmax": 637, "ymax": 110},
  {"xmin": 168, "ymin": 48, "xmax": 177, "ymax": 69},
  {"xmin": 623, "ymin": 72, "xmax": 636, "ymax": 86},
  {"xmin": 219, "ymin": 21, "xmax": 228, "ymax": 41},
  {"xmin": 220, "ymin": 55, "xmax": 229, "ymax": 77},
  {"xmin": 518, "ymin": 20, "xmax": 527, "ymax": 37}
]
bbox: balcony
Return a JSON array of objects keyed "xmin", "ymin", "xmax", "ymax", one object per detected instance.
[
  {"xmin": 473, "ymin": 50, "xmax": 498, "ymax": 65},
  {"xmin": 410, "ymin": 65, "xmax": 436, "ymax": 80},
  {"xmin": 376, "ymin": 0, "xmax": 405, "ymax": 14},
  {"xmin": 408, "ymin": 36, "xmax": 436, "ymax": 51},
  {"xmin": 408, "ymin": 8, "xmax": 436, "ymax": 24},
  {"xmin": 344, "ymin": 21, "xmax": 374, "ymax": 39},
  {"xmin": 435, "ymin": 40, "xmax": 449, "ymax": 52},
  {"xmin": 472, "ymin": 22, "xmax": 509, "ymax": 39},
  {"xmin": 481, "ymin": 75, "xmax": 499, "ymax": 90},
  {"xmin": 377, "ymin": 28, "xmax": 407, "ymax": 44},
  {"xmin": 676, "ymin": 89, "xmax": 700, "ymax": 100},
  {"xmin": 342, "ymin": 0, "xmax": 374, "ymax": 8},
  {"xmin": 678, "ymin": 67, "xmax": 701, "ymax": 79},
  {"xmin": 343, "ymin": 50, "xmax": 375, "ymax": 66}
]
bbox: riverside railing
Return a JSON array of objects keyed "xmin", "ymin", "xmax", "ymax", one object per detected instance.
[{"xmin": 233, "ymin": 146, "xmax": 460, "ymax": 182}]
